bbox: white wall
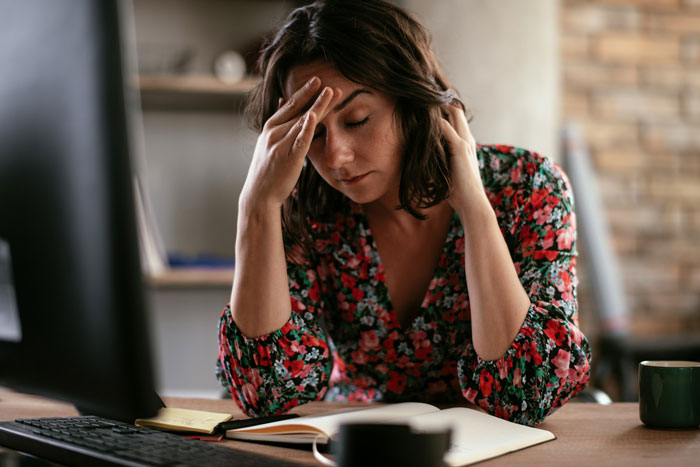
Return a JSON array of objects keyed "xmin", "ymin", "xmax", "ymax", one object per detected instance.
[{"xmin": 404, "ymin": 0, "xmax": 560, "ymax": 161}]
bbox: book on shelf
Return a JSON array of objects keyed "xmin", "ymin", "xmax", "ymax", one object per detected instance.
[{"xmin": 226, "ymin": 402, "xmax": 555, "ymax": 466}]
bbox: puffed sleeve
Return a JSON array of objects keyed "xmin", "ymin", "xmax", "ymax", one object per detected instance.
[
  {"xmin": 457, "ymin": 154, "xmax": 591, "ymax": 426},
  {"xmin": 216, "ymin": 246, "xmax": 333, "ymax": 417}
]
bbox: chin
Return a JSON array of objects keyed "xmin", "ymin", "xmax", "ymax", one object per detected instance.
[{"xmin": 333, "ymin": 186, "xmax": 381, "ymax": 205}]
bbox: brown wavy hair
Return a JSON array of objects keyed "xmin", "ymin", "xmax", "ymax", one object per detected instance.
[{"xmin": 245, "ymin": 0, "xmax": 469, "ymax": 251}]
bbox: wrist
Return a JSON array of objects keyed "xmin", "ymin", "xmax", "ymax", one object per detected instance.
[
  {"xmin": 450, "ymin": 190, "xmax": 494, "ymax": 219},
  {"xmin": 238, "ymin": 189, "xmax": 283, "ymax": 219},
  {"xmin": 453, "ymin": 193, "xmax": 494, "ymax": 226}
]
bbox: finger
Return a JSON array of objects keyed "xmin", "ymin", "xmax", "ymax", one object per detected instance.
[
  {"xmin": 448, "ymin": 105, "xmax": 476, "ymax": 147},
  {"xmin": 288, "ymin": 111, "xmax": 317, "ymax": 160},
  {"xmin": 269, "ymin": 86, "xmax": 334, "ymax": 139},
  {"xmin": 267, "ymin": 76, "xmax": 321, "ymax": 126},
  {"xmin": 308, "ymin": 86, "xmax": 343, "ymax": 124},
  {"xmin": 440, "ymin": 116, "xmax": 461, "ymax": 145},
  {"xmin": 278, "ymin": 97, "xmax": 285, "ymax": 109},
  {"xmin": 444, "ymin": 105, "xmax": 466, "ymax": 139}
]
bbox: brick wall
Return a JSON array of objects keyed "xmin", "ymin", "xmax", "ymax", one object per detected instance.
[{"xmin": 560, "ymin": 0, "xmax": 700, "ymax": 338}]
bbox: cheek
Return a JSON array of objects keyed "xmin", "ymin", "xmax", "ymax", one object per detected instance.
[{"xmin": 377, "ymin": 123, "xmax": 403, "ymax": 170}]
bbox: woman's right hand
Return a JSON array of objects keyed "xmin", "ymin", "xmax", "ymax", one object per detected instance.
[{"xmin": 240, "ymin": 76, "xmax": 341, "ymax": 213}]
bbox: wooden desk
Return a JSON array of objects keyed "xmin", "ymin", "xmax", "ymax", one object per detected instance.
[{"xmin": 2, "ymin": 388, "xmax": 699, "ymax": 466}]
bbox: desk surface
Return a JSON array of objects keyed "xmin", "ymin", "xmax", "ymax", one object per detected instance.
[{"xmin": 1, "ymin": 387, "xmax": 699, "ymax": 466}]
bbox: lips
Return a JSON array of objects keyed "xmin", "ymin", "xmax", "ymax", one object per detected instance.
[{"xmin": 339, "ymin": 172, "xmax": 370, "ymax": 185}]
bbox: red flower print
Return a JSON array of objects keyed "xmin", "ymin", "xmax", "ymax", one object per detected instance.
[
  {"xmin": 383, "ymin": 331, "xmax": 398, "ymax": 348},
  {"xmin": 373, "ymin": 268, "xmax": 385, "ymax": 282},
  {"xmin": 524, "ymin": 341, "xmax": 543, "ymax": 365},
  {"xmin": 542, "ymin": 229, "xmax": 555, "ymax": 249},
  {"xmin": 415, "ymin": 343, "xmax": 432, "ymax": 361},
  {"xmin": 290, "ymin": 297, "xmax": 306, "ymax": 313},
  {"xmin": 556, "ymin": 270, "xmax": 572, "ymax": 292},
  {"xmin": 341, "ymin": 273, "xmax": 356, "ymax": 289},
  {"xmin": 534, "ymin": 250, "xmax": 559, "ymax": 261},
  {"xmin": 240, "ymin": 383, "xmax": 259, "ymax": 407},
  {"xmin": 570, "ymin": 324, "xmax": 585, "ymax": 346},
  {"xmin": 513, "ymin": 367, "xmax": 523, "ymax": 388},
  {"xmin": 256, "ymin": 346, "xmax": 272, "ymax": 366},
  {"xmin": 359, "ymin": 262, "xmax": 368, "ymax": 279},
  {"xmin": 568, "ymin": 362, "xmax": 588, "ymax": 382},
  {"xmin": 494, "ymin": 144, "xmax": 513, "ymax": 153},
  {"xmin": 556, "ymin": 227, "xmax": 573, "ymax": 250},
  {"xmin": 284, "ymin": 359, "xmax": 305, "ymax": 375},
  {"xmin": 510, "ymin": 165, "xmax": 522, "ymax": 183},
  {"xmin": 545, "ymin": 194, "xmax": 561, "ymax": 208},
  {"xmin": 552, "ymin": 349, "xmax": 571, "ymax": 379},
  {"xmin": 387, "ymin": 371, "xmax": 407, "ymax": 392},
  {"xmin": 530, "ymin": 188, "xmax": 548, "ymax": 209},
  {"xmin": 301, "ymin": 333, "xmax": 323, "ymax": 348},
  {"xmin": 496, "ymin": 358, "xmax": 509, "ymax": 380},
  {"xmin": 359, "ymin": 330, "xmax": 380, "ymax": 352},
  {"xmin": 479, "ymin": 369, "xmax": 494, "ymax": 397},
  {"xmin": 525, "ymin": 161, "xmax": 537, "ymax": 175},
  {"xmin": 309, "ymin": 281, "xmax": 320, "ymax": 301},
  {"xmin": 247, "ymin": 368, "xmax": 263, "ymax": 387},
  {"xmin": 544, "ymin": 320, "xmax": 567, "ymax": 346},
  {"xmin": 352, "ymin": 287, "xmax": 364, "ymax": 301},
  {"xmin": 519, "ymin": 224, "xmax": 538, "ymax": 249},
  {"xmin": 494, "ymin": 405, "xmax": 508, "ymax": 421},
  {"xmin": 464, "ymin": 387, "xmax": 478, "ymax": 403},
  {"xmin": 375, "ymin": 364, "xmax": 389, "ymax": 375},
  {"xmin": 351, "ymin": 349, "xmax": 368, "ymax": 365},
  {"xmin": 455, "ymin": 237, "xmax": 465, "ymax": 254}
]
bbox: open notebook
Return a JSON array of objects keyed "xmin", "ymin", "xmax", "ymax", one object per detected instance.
[{"xmin": 227, "ymin": 402, "xmax": 555, "ymax": 466}]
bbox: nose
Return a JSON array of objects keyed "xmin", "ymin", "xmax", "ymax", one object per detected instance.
[{"xmin": 323, "ymin": 130, "xmax": 355, "ymax": 169}]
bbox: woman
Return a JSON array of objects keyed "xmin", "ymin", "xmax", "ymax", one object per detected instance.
[{"xmin": 217, "ymin": 0, "xmax": 590, "ymax": 426}]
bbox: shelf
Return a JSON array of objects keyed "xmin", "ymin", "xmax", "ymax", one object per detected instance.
[
  {"xmin": 136, "ymin": 74, "xmax": 260, "ymax": 111},
  {"xmin": 147, "ymin": 267, "xmax": 234, "ymax": 288}
]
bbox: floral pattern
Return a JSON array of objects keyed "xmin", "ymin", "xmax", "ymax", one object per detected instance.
[{"xmin": 217, "ymin": 144, "xmax": 591, "ymax": 426}]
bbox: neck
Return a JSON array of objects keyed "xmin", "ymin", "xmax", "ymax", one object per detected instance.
[{"xmin": 363, "ymin": 196, "xmax": 452, "ymax": 232}]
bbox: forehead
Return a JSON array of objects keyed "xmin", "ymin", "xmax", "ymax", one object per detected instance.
[{"xmin": 283, "ymin": 61, "xmax": 360, "ymax": 98}]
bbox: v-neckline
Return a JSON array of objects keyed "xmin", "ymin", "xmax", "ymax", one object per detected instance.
[{"xmin": 356, "ymin": 203, "xmax": 458, "ymax": 331}]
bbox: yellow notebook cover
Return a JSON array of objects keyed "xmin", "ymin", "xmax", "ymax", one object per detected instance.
[{"xmin": 135, "ymin": 407, "xmax": 232, "ymax": 434}]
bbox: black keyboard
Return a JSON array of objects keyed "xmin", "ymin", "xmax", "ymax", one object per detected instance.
[{"xmin": 0, "ymin": 416, "xmax": 305, "ymax": 466}]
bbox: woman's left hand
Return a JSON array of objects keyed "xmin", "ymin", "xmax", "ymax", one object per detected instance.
[{"xmin": 440, "ymin": 104, "xmax": 490, "ymax": 215}]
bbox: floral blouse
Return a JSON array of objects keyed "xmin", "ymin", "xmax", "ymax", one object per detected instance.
[{"xmin": 217, "ymin": 144, "xmax": 591, "ymax": 426}]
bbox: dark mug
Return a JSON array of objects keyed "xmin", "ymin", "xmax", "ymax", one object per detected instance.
[
  {"xmin": 332, "ymin": 423, "xmax": 451, "ymax": 467},
  {"xmin": 638, "ymin": 360, "xmax": 700, "ymax": 429}
]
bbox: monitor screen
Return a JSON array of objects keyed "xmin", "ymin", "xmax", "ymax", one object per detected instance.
[{"xmin": 0, "ymin": 0, "xmax": 161, "ymax": 422}]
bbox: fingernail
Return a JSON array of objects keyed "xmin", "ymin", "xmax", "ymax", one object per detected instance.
[
  {"xmin": 322, "ymin": 87, "xmax": 331, "ymax": 97},
  {"xmin": 308, "ymin": 76, "xmax": 319, "ymax": 86}
]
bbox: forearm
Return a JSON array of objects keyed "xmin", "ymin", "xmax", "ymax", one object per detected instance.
[
  {"xmin": 231, "ymin": 199, "xmax": 291, "ymax": 337},
  {"xmin": 457, "ymin": 201, "xmax": 530, "ymax": 361}
]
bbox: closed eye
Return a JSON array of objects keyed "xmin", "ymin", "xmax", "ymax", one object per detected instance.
[
  {"xmin": 348, "ymin": 117, "xmax": 370, "ymax": 128},
  {"xmin": 312, "ymin": 117, "xmax": 370, "ymax": 141}
]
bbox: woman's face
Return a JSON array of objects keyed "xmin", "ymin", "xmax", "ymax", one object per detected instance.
[{"xmin": 284, "ymin": 61, "xmax": 403, "ymax": 207}]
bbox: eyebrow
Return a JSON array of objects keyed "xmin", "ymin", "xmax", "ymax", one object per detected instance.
[{"xmin": 333, "ymin": 89, "xmax": 372, "ymax": 112}]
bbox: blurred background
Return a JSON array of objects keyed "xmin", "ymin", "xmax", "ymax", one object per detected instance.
[{"xmin": 131, "ymin": 0, "xmax": 700, "ymax": 401}]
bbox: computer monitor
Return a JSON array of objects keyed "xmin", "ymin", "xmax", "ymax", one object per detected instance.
[{"xmin": 0, "ymin": 0, "xmax": 161, "ymax": 422}]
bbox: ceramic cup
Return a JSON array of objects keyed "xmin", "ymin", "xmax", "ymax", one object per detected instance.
[{"xmin": 638, "ymin": 360, "xmax": 700, "ymax": 429}]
